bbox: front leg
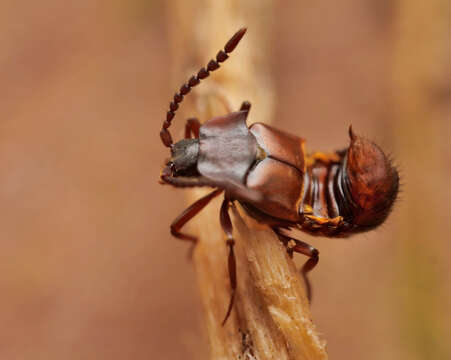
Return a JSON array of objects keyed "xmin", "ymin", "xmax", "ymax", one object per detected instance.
[
  {"xmin": 219, "ymin": 197, "xmax": 237, "ymax": 326},
  {"xmin": 170, "ymin": 189, "xmax": 223, "ymax": 259}
]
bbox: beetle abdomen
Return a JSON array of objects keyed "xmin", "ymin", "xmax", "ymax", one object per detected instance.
[{"xmin": 302, "ymin": 161, "xmax": 339, "ymax": 220}]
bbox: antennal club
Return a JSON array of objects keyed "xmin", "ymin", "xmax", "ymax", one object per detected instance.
[{"xmin": 160, "ymin": 28, "xmax": 247, "ymax": 147}]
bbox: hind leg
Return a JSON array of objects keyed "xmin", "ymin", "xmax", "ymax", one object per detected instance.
[{"xmin": 274, "ymin": 229, "xmax": 319, "ymax": 302}]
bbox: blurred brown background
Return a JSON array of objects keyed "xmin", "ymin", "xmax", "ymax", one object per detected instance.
[{"xmin": 0, "ymin": 1, "xmax": 450, "ymax": 359}]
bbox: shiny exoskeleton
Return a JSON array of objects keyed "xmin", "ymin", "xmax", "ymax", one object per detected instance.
[{"xmin": 159, "ymin": 28, "xmax": 399, "ymax": 325}]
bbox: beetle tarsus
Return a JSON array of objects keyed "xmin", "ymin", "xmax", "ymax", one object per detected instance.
[
  {"xmin": 301, "ymin": 253, "xmax": 319, "ymax": 302},
  {"xmin": 274, "ymin": 229, "xmax": 320, "ymax": 302}
]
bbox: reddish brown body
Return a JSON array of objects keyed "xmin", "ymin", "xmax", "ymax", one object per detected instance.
[
  {"xmin": 159, "ymin": 28, "xmax": 399, "ymax": 325},
  {"xmin": 195, "ymin": 112, "xmax": 306, "ymax": 224}
]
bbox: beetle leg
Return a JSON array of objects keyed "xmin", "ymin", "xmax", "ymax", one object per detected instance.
[
  {"xmin": 303, "ymin": 214, "xmax": 343, "ymax": 231},
  {"xmin": 239, "ymin": 100, "xmax": 251, "ymax": 115},
  {"xmin": 305, "ymin": 151, "xmax": 341, "ymax": 167},
  {"xmin": 161, "ymin": 175, "xmax": 216, "ymax": 188},
  {"xmin": 274, "ymin": 229, "xmax": 319, "ymax": 302},
  {"xmin": 170, "ymin": 189, "xmax": 223, "ymax": 257},
  {"xmin": 184, "ymin": 117, "xmax": 201, "ymax": 139},
  {"xmin": 219, "ymin": 197, "xmax": 237, "ymax": 326}
]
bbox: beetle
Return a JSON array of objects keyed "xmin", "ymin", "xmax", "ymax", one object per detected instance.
[{"xmin": 159, "ymin": 28, "xmax": 399, "ymax": 325}]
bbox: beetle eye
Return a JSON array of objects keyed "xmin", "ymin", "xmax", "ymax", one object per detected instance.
[{"xmin": 345, "ymin": 128, "xmax": 399, "ymax": 229}]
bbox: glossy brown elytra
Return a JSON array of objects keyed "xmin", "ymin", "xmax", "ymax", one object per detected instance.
[{"xmin": 160, "ymin": 28, "xmax": 399, "ymax": 325}]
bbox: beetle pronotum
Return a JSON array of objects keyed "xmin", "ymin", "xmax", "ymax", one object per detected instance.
[{"xmin": 160, "ymin": 28, "xmax": 399, "ymax": 325}]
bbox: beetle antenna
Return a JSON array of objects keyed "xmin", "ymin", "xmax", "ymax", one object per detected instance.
[{"xmin": 160, "ymin": 28, "xmax": 247, "ymax": 148}]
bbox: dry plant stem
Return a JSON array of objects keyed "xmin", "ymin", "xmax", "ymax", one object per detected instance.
[{"xmin": 167, "ymin": 1, "xmax": 327, "ymax": 359}]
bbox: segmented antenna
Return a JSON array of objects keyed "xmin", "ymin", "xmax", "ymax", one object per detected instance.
[{"xmin": 160, "ymin": 28, "xmax": 247, "ymax": 147}]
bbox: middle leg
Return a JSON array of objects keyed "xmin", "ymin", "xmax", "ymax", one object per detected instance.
[
  {"xmin": 239, "ymin": 100, "xmax": 251, "ymax": 116},
  {"xmin": 184, "ymin": 117, "xmax": 201, "ymax": 139},
  {"xmin": 170, "ymin": 189, "xmax": 223, "ymax": 258}
]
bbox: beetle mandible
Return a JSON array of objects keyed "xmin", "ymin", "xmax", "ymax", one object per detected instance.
[{"xmin": 159, "ymin": 28, "xmax": 399, "ymax": 325}]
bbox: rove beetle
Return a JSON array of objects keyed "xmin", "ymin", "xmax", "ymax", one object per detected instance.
[{"xmin": 160, "ymin": 28, "xmax": 399, "ymax": 325}]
